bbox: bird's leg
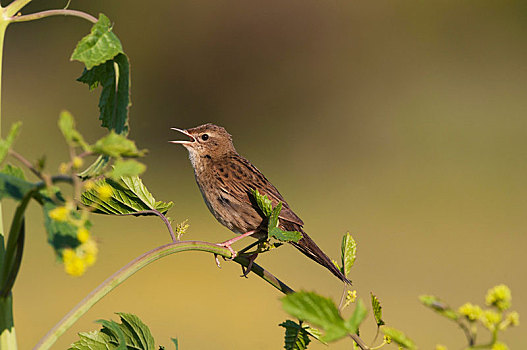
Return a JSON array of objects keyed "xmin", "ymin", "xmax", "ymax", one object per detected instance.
[
  {"xmin": 240, "ymin": 253, "xmax": 258, "ymax": 278},
  {"xmin": 217, "ymin": 230, "xmax": 256, "ymax": 260}
]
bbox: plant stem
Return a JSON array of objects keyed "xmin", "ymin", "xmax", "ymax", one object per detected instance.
[
  {"xmin": 9, "ymin": 9, "xmax": 97, "ymax": 24},
  {"xmin": 119, "ymin": 210, "xmax": 176, "ymax": 242},
  {"xmin": 0, "ymin": 294, "xmax": 16, "ymax": 350},
  {"xmin": 4, "ymin": 0, "xmax": 32, "ymax": 18},
  {"xmin": 0, "ymin": 8, "xmax": 17, "ymax": 348},
  {"xmin": 34, "ymin": 240, "xmax": 293, "ymax": 349}
]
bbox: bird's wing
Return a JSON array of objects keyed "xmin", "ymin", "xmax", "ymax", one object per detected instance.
[{"xmin": 214, "ymin": 154, "xmax": 304, "ymax": 227}]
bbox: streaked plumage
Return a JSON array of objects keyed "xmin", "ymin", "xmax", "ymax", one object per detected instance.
[{"xmin": 171, "ymin": 123, "xmax": 350, "ymax": 284}]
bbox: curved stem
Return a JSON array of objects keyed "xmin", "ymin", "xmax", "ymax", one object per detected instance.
[
  {"xmin": 4, "ymin": 0, "xmax": 32, "ymax": 18},
  {"xmin": 9, "ymin": 9, "xmax": 97, "ymax": 24},
  {"xmin": 34, "ymin": 240, "xmax": 293, "ymax": 350},
  {"xmin": 118, "ymin": 210, "xmax": 176, "ymax": 242}
]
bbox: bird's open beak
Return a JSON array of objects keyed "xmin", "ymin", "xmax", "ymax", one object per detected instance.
[{"xmin": 169, "ymin": 128, "xmax": 196, "ymax": 145}]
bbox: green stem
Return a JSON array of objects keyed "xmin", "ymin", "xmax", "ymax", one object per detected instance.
[
  {"xmin": 4, "ymin": 0, "xmax": 32, "ymax": 18},
  {"xmin": 34, "ymin": 240, "xmax": 293, "ymax": 349},
  {"xmin": 0, "ymin": 9, "xmax": 15, "ymax": 348},
  {"xmin": 0, "ymin": 294, "xmax": 16, "ymax": 350}
]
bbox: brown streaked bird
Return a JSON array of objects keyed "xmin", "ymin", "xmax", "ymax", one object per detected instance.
[{"xmin": 170, "ymin": 123, "xmax": 350, "ymax": 284}]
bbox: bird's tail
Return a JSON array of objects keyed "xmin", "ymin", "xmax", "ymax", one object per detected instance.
[{"xmin": 291, "ymin": 229, "xmax": 351, "ymax": 284}]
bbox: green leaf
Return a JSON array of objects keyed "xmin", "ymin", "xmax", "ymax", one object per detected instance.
[
  {"xmin": 0, "ymin": 172, "xmax": 35, "ymax": 201},
  {"xmin": 81, "ymin": 177, "xmax": 173, "ymax": 215},
  {"xmin": 269, "ymin": 227, "xmax": 302, "ymax": 243},
  {"xmin": 115, "ymin": 313, "xmax": 156, "ymax": 350},
  {"xmin": 97, "ymin": 319, "xmax": 127, "ymax": 350},
  {"xmin": 58, "ymin": 111, "xmax": 90, "ymax": 150},
  {"xmin": 371, "ymin": 293, "xmax": 385, "ymax": 326},
  {"xmin": 78, "ymin": 155, "xmax": 109, "ymax": 179},
  {"xmin": 71, "ymin": 313, "xmax": 156, "ymax": 350},
  {"xmin": 0, "ymin": 122, "xmax": 21, "ymax": 164},
  {"xmin": 109, "ymin": 159, "xmax": 146, "ymax": 179},
  {"xmin": 77, "ymin": 53, "xmax": 131, "ymax": 135},
  {"xmin": 381, "ymin": 326, "xmax": 417, "ymax": 350},
  {"xmin": 282, "ymin": 291, "xmax": 348, "ymax": 342},
  {"xmin": 1, "ymin": 164, "xmax": 25, "ymax": 180},
  {"xmin": 252, "ymin": 189, "xmax": 302, "ymax": 243},
  {"xmin": 71, "ymin": 14, "xmax": 123, "ymax": 70},
  {"xmin": 419, "ymin": 295, "xmax": 459, "ymax": 321},
  {"xmin": 340, "ymin": 232, "xmax": 356, "ymax": 277},
  {"xmin": 92, "ymin": 132, "xmax": 145, "ymax": 158},
  {"xmin": 171, "ymin": 338, "xmax": 179, "ymax": 350},
  {"xmin": 69, "ymin": 330, "xmax": 113, "ymax": 350},
  {"xmin": 279, "ymin": 320, "xmax": 311, "ymax": 350},
  {"xmin": 344, "ymin": 299, "xmax": 367, "ymax": 334},
  {"xmin": 252, "ymin": 189, "xmax": 273, "ymax": 217}
]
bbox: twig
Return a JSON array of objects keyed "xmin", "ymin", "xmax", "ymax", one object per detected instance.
[
  {"xmin": 9, "ymin": 9, "xmax": 98, "ymax": 24},
  {"xmin": 33, "ymin": 240, "xmax": 294, "ymax": 349},
  {"xmin": 118, "ymin": 210, "xmax": 176, "ymax": 242},
  {"xmin": 350, "ymin": 334, "xmax": 370, "ymax": 350},
  {"xmin": 8, "ymin": 149, "xmax": 42, "ymax": 178}
]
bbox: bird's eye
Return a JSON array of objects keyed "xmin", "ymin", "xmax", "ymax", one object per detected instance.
[{"xmin": 201, "ymin": 134, "xmax": 209, "ymax": 141}]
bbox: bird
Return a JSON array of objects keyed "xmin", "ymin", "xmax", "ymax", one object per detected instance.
[{"xmin": 170, "ymin": 123, "xmax": 350, "ymax": 284}]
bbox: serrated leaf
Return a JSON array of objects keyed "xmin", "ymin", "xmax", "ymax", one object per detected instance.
[
  {"xmin": 279, "ymin": 320, "xmax": 311, "ymax": 350},
  {"xmin": 340, "ymin": 232, "xmax": 356, "ymax": 277},
  {"xmin": 269, "ymin": 227, "xmax": 302, "ymax": 243},
  {"xmin": 252, "ymin": 189, "xmax": 273, "ymax": 217},
  {"xmin": 58, "ymin": 111, "xmax": 90, "ymax": 151},
  {"xmin": 269, "ymin": 201, "xmax": 282, "ymax": 228},
  {"xmin": 116, "ymin": 312, "xmax": 156, "ymax": 350},
  {"xmin": 282, "ymin": 291, "xmax": 349, "ymax": 342},
  {"xmin": 381, "ymin": 326, "xmax": 417, "ymax": 350},
  {"xmin": 68, "ymin": 330, "xmax": 113, "ymax": 350},
  {"xmin": 344, "ymin": 299, "xmax": 367, "ymax": 333},
  {"xmin": 81, "ymin": 177, "xmax": 173, "ymax": 215},
  {"xmin": 92, "ymin": 132, "xmax": 145, "ymax": 158},
  {"xmin": 98, "ymin": 319, "xmax": 127, "ymax": 350},
  {"xmin": 77, "ymin": 53, "xmax": 130, "ymax": 135},
  {"xmin": 0, "ymin": 122, "xmax": 22, "ymax": 164},
  {"xmin": 109, "ymin": 159, "xmax": 146, "ymax": 179},
  {"xmin": 419, "ymin": 295, "xmax": 459, "ymax": 321},
  {"xmin": 371, "ymin": 293, "xmax": 385, "ymax": 326},
  {"xmin": 71, "ymin": 13, "xmax": 123, "ymax": 70},
  {"xmin": 1, "ymin": 164, "xmax": 25, "ymax": 180}
]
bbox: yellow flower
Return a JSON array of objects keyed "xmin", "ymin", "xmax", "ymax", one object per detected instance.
[
  {"xmin": 83, "ymin": 180, "xmax": 96, "ymax": 191},
  {"xmin": 63, "ymin": 249, "xmax": 86, "ymax": 277},
  {"xmin": 458, "ymin": 303, "xmax": 482, "ymax": 321},
  {"xmin": 486, "ymin": 284, "xmax": 511, "ymax": 311},
  {"xmin": 384, "ymin": 335, "xmax": 392, "ymax": 344},
  {"xmin": 49, "ymin": 206, "xmax": 69, "ymax": 222},
  {"xmin": 481, "ymin": 309, "xmax": 502, "ymax": 330},
  {"xmin": 80, "ymin": 239, "xmax": 98, "ymax": 267},
  {"xmin": 72, "ymin": 156, "xmax": 84, "ymax": 169},
  {"xmin": 96, "ymin": 183, "xmax": 113, "ymax": 201},
  {"xmin": 77, "ymin": 227, "xmax": 90, "ymax": 243},
  {"xmin": 435, "ymin": 345, "xmax": 447, "ymax": 350},
  {"xmin": 59, "ymin": 162, "xmax": 69, "ymax": 174},
  {"xmin": 492, "ymin": 342, "xmax": 509, "ymax": 350},
  {"xmin": 505, "ymin": 311, "xmax": 519, "ymax": 327}
]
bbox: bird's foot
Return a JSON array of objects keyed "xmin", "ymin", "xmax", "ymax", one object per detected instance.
[
  {"xmin": 216, "ymin": 242, "xmax": 237, "ymax": 260},
  {"xmin": 240, "ymin": 253, "xmax": 258, "ymax": 278}
]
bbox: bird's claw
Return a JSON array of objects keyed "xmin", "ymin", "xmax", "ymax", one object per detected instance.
[{"xmin": 217, "ymin": 243, "xmax": 237, "ymax": 260}]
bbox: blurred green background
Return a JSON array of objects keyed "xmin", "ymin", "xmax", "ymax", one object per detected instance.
[{"xmin": 2, "ymin": 0, "xmax": 525, "ymax": 348}]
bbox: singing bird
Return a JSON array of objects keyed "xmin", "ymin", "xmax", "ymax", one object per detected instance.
[{"xmin": 170, "ymin": 123, "xmax": 350, "ymax": 284}]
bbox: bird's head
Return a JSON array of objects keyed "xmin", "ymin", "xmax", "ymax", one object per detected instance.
[{"xmin": 170, "ymin": 123, "xmax": 236, "ymax": 159}]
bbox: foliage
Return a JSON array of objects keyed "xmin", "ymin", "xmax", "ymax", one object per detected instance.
[
  {"xmin": 69, "ymin": 313, "xmax": 177, "ymax": 350},
  {"xmin": 252, "ymin": 189, "xmax": 302, "ymax": 243},
  {"xmin": 420, "ymin": 284, "xmax": 519, "ymax": 349}
]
